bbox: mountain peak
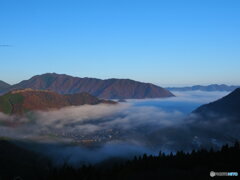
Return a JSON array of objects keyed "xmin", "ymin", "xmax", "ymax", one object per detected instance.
[{"xmin": 4, "ymin": 73, "xmax": 174, "ymax": 99}]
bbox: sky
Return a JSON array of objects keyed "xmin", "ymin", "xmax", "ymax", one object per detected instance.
[{"xmin": 0, "ymin": 0, "xmax": 240, "ymax": 86}]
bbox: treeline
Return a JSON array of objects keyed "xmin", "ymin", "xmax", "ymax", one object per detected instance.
[
  {"xmin": 49, "ymin": 142, "xmax": 240, "ymax": 180},
  {"xmin": 0, "ymin": 140, "xmax": 240, "ymax": 180}
]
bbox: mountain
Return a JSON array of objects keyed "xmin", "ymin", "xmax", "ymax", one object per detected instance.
[
  {"xmin": 0, "ymin": 88, "xmax": 115, "ymax": 115},
  {"xmin": 0, "ymin": 80, "xmax": 10, "ymax": 92},
  {"xmin": 193, "ymin": 88, "xmax": 240, "ymax": 118},
  {"xmin": 4, "ymin": 73, "xmax": 174, "ymax": 99},
  {"xmin": 167, "ymin": 84, "xmax": 239, "ymax": 92}
]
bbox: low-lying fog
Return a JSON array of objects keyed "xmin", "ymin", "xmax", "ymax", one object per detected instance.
[{"xmin": 1, "ymin": 90, "xmax": 238, "ymax": 166}]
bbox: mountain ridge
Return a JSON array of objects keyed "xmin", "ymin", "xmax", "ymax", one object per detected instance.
[
  {"xmin": 167, "ymin": 84, "xmax": 239, "ymax": 92},
  {"xmin": 0, "ymin": 88, "xmax": 116, "ymax": 115},
  {"xmin": 2, "ymin": 73, "xmax": 174, "ymax": 99}
]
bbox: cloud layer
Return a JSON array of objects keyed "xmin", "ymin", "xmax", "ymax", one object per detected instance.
[{"xmin": 0, "ymin": 90, "xmax": 237, "ymax": 165}]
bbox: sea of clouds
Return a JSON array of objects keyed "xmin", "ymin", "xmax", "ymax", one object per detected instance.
[{"xmin": 1, "ymin": 90, "xmax": 238, "ymax": 166}]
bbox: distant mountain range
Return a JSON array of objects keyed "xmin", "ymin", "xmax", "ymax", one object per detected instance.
[
  {"xmin": 193, "ymin": 88, "xmax": 240, "ymax": 118},
  {"xmin": 1, "ymin": 73, "xmax": 174, "ymax": 99},
  {"xmin": 167, "ymin": 84, "xmax": 239, "ymax": 92},
  {"xmin": 0, "ymin": 88, "xmax": 115, "ymax": 115}
]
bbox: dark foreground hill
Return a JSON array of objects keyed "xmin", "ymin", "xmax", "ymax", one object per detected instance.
[
  {"xmin": 4, "ymin": 73, "xmax": 174, "ymax": 99},
  {"xmin": 193, "ymin": 88, "xmax": 240, "ymax": 118},
  {"xmin": 0, "ymin": 88, "xmax": 115, "ymax": 115},
  {"xmin": 0, "ymin": 139, "xmax": 50, "ymax": 180},
  {"xmin": 0, "ymin": 139, "xmax": 239, "ymax": 180}
]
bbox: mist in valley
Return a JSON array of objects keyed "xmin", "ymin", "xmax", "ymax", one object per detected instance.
[{"xmin": 1, "ymin": 90, "xmax": 237, "ymax": 166}]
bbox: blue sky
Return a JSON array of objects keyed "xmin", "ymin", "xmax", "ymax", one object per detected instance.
[{"xmin": 0, "ymin": 0, "xmax": 240, "ymax": 86}]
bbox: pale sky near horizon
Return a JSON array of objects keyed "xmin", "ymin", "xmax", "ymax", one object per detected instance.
[{"xmin": 0, "ymin": 0, "xmax": 240, "ymax": 86}]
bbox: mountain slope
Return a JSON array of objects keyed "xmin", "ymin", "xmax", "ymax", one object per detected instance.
[
  {"xmin": 0, "ymin": 88, "xmax": 115, "ymax": 115},
  {"xmin": 193, "ymin": 88, "xmax": 240, "ymax": 118},
  {"xmin": 5, "ymin": 73, "xmax": 174, "ymax": 99},
  {"xmin": 0, "ymin": 80, "xmax": 10, "ymax": 91},
  {"xmin": 167, "ymin": 84, "xmax": 239, "ymax": 92}
]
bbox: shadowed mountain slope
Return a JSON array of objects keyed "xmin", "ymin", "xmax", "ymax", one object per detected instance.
[
  {"xmin": 0, "ymin": 80, "xmax": 10, "ymax": 92},
  {"xmin": 193, "ymin": 88, "xmax": 240, "ymax": 118}
]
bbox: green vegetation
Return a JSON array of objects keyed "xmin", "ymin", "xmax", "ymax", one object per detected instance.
[
  {"xmin": 0, "ymin": 93, "xmax": 24, "ymax": 114},
  {"xmin": 9, "ymin": 93, "xmax": 24, "ymax": 104},
  {"xmin": 0, "ymin": 94, "xmax": 12, "ymax": 114}
]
